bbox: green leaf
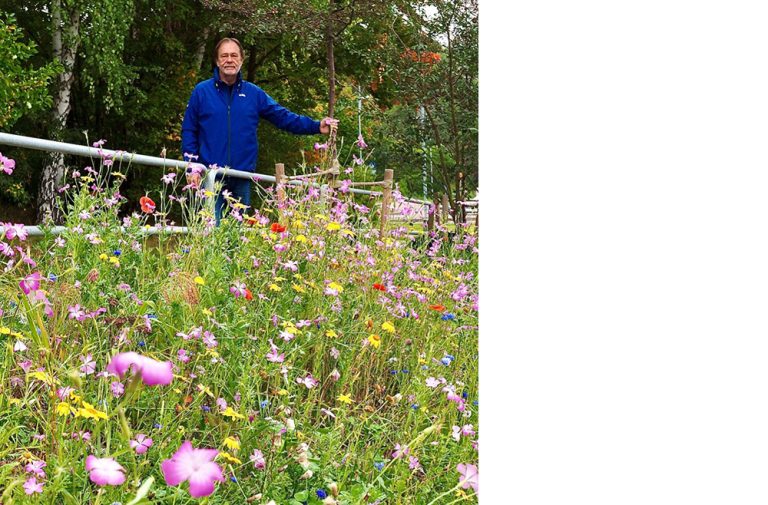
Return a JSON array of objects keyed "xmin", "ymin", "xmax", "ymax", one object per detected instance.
[
  {"xmin": 126, "ymin": 476, "xmax": 155, "ymax": 505},
  {"xmin": 294, "ymin": 490, "xmax": 309, "ymax": 501}
]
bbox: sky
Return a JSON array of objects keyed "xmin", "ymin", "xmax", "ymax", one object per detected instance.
[{"xmin": 483, "ymin": 1, "xmax": 768, "ymax": 503}]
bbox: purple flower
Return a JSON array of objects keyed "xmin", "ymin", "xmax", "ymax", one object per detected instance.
[
  {"xmin": 79, "ymin": 354, "xmax": 96, "ymax": 375},
  {"xmin": 110, "ymin": 381, "xmax": 125, "ymax": 397},
  {"xmin": 23, "ymin": 476, "xmax": 43, "ymax": 495},
  {"xmin": 355, "ymin": 134, "xmax": 368, "ymax": 149},
  {"xmin": 106, "ymin": 352, "xmax": 174, "ymax": 386},
  {"xmin": 19, "ymin": 271, "xmax": 41, "ymax": 294},
  {"xmin": 457, "ymin": 463, "xmax": 479, "ymax": 494},
  {"xmin": 85, "ymin": 456, "xmax": 126, "ymax": 486},
  {"xmin": 130, "ymin": 434, "xmax": 154, "ymax": 454},
  {"xmin": 0, "ymin": 153, "xmax": 15, "ymax": 175},
  {"xmin": 161, "ymin": 441, "xmax": 225, "ymax": 498},
  {"xmin": 25, "ymin": 460, "xmax": 46, "ymax": 478},
  {"xmin": 250, "ymin": 449, "xmax": 266, "ymax": 469},
  {"xmin": 408, "ymin": 455, "xmax": 421, "ymax": 471}
]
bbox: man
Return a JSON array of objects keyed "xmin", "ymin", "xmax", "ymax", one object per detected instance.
[{"xmin": 182, "ymin": 37, "xmax": 337, "ymax": 222}]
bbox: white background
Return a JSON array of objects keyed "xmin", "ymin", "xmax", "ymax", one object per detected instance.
[{"xmin": 484, "ymin": 1, "xmax": 768, "ymax": 503}]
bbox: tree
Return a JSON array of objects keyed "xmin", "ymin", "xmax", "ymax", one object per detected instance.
[{"xmin": 0, "ymin": 12, "xmax": 61, "ymax": 129}]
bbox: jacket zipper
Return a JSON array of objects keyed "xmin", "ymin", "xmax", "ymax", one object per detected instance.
[{"xmin": 227, "ymin": 86, "xmax": 232, "ymax": 168}]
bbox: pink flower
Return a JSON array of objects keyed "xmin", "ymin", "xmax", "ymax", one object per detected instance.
[
  {"xmin": 296, "ymin": 373, "xmax": 318, "ymax": 389},
  {"xmin": 392, "ymin": 444, "xmax": 409, "ymax": 459},
  {"xmin": 25, "ymin": 460, "xmax": 46, "ymax": 478},
  {"xmin": 85, "ymin": 455, "xmax": 126, "ymax": 486},
  {"xmin": 106, "ymin": 352, "xmax": 174, "ymax": 386},
  {"xmin": 110, "ymin": 381, "xmax": 124, "ymax": 397},
  {"xmin": 355, "ymin": 134, "xmax": 368, "ymax": 149},
  {"xmin": 130, "ymin": 434, "xmax": 154, "ymax": 454},
  {"xmin": 230, "ymin": 281, "xmax": 247, "ymax": 298},
  {"xmin": 5, "ymin": 222, "xmax": 28, "ymax": 241},
  {"xmin": 266, "ymin": 340, "xmax": 285, "ymax": 363},
  {"xmin": 408, "ymin": 455, "xmax": 421, "ymax": 471},
  {"xmin": 457, "ymin": 463, "xmax": 479, "ymax": 494},
  {"xmin": 23, "ymin": 476, "xmax": 43, "ymax": 495},
  {"xmin": 0, "ymin": 153, "xmax": 15, "ymax": 175},
  {"xmin": 19, "ymin": 271, "xmax": 41, "ymax": 294},
  {"xmin": 79, "ymin": 354, "xmax": 96, "ymax": 375},
  {"xmin": 161, "ymin": 441, "xmax": 225, "ymax": 498},
  {"xmin": 250, "ymin": 449, "xmax": 266, "ymax": 470}
]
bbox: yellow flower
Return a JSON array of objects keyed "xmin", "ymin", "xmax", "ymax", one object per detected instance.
[
  {"xmin": 295, "ymin": 234, "xmax": 308, "ymax": 243},
  {"xmin": 204, "ymin": 190, "xmax": 214, "ymax": 198},
  {"xmin": 341, "ymin": 229, "xmax": 355, "ymax": 237},
  {"xmin": 326, "ymin": 222, "xmax": 341, "ymax": 231},
  {"xmin": 292, "ymin": 219, "xmax": 305, "ymax": 229},
  {"xmin": 278, "ymin": 389, "xmax": 288, "ymax": 396},
  {"xmin": 368, "ymin": 334, "xmax": 381, "ymax": 349},
  {"xmin": 337, "ymin": 394, "xmax": 353, "ymax": 404},
  {"xmin": 109, "ymin": 257, "xmax": 120, "ymax": 266},
  {"xmin": 232, "ymin": 202, "xmax": 247, "ymax": 210},
  {"xmin": 111, "ymin": 171, "xmax": 126, "ymax": 179},
  {"xmin": 274, "ymin": 276, "xmax": 286, "ymax": 282},
  {"xmin": 269, "ymin": 283, "xmax": 281, "ymax": 292},
  {"xmin": 314, "ymin": 213, "xmax": 328, "ymax": 221},
  {"xmin": 325, "ymin": 329, "xmax": 338, "ymax": 338},
  {"xmin": 381, "ymin": 321, "xmax": 395, "ymax": 333},
  {"xmin": 99, "ymin": 253, "xmax": 108, "ymax": 261},
  {"xmin": 292, "ymin": 283, "xmax": 306, "ymax": 293},
  {"xmin": 327, "ymin": 282, "xmax": 343, "ymax": 293},
  {"xmin": 77, "ymin": 402, "xmax": 108, "ymax": 420},
  {"xmin": 221, "ymin": 407, "xmax": 245, "ymax": 420},
  {"xmin": 202, "ymin": 308, "xmax": 213, "ymax": 317},
  {"xmin": 56, "ymin": 402, "xmax": 76, "ymax": 417},
  {"xmin": 197, "ymin": 384, "xmax": 214, "ymax": 397},
  {"xmin": 28, "ymin": 371, "xmax": 58, "ymax": 386},
  {"xmin": 194, "ymin": 276, "xmax": 205, "ymax": 285},
  {"xmin": 223, "ymin": 436, "xmax": 241, "ymax": 451},
  {"xmin": 217, "ymin": 451, "xmax": 242, "ymax": 464},
  {"xmin": 0, "ymin": 327, "xmax": 10, "ymax": 334}
]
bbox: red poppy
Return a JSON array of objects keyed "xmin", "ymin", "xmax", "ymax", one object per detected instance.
[
  {"xmin": 373, "ymin": 283, "xmax": 386, "ymax": 292},
  {"xmin": 429, "ymin": 304, "xmax": 446, "ymax": 311},
  {"xmin": 270, "ymin": 223, "xmax": 286, "ymax": 233},
  {"xmin": 139, "ymin": 196, "xmax": 156, "ymax": 214},
  {"xmin": 245, "ymin": 288, "xmax": 253, "ymax": 301}
]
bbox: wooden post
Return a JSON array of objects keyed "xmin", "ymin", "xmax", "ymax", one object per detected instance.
[
  {"xmin": 441, "ymin": 193, "xmax": 449, "ymax": 225},
  {"xmin": 433, "ymin": 194, "xmax": 441, "ymax": 227},
  {"xmin": 379, "ymin": 169, "xmax": 394, "ymax": 238},
  {"xmin": 275, "ymin": 163, "xmax": 285, "ymax": 221}
]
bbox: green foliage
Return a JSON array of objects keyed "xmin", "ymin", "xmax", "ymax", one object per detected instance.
[{"xmin": 0, "ymin": 11, "xmax": 61, "ymax": 128}]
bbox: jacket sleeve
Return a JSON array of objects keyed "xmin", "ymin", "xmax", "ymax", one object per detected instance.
[
  {"xmin": 181, "ymin": 87, "xmax": 200, "ymax": 160},
  {"xmin": 259, "ymin": 91, "xmax": 321, "ymax": 135}
]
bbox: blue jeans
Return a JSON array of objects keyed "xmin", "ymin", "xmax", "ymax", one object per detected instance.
[{"xmin": 214, "ymin": 174, "xmax": 252, "ymax": 224}]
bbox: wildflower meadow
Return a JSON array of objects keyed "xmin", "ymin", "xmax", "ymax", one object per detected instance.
[{"xmin": 0, "ymin": 140, "xmax": 478, "ymax": 504}]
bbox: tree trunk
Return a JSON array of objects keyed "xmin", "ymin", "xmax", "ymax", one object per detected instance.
[
  {"xmin": 193, "ymin": 26, "xmax": 211, "ymax": 76},
  {"xmin": 38, "ymin": 0, "xmax": 80, "ymax": 224}
]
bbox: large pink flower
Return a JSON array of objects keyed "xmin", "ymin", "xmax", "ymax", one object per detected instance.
[
  {"xmin": 161, "ymin": 441, "xmax": 225, "ymax": 498},
  {"xmin": 106, "ymin": 352, "xmax": 173, "ymax": 386},
  {"xmin": 85, "ymin": 455, "xmax": 126, "ymax": 486},
  {"xmin": 457, "ymin": 463, "xmax": 479, "ymax": 494}
]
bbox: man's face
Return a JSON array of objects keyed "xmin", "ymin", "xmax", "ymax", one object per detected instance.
[{"xmin": 217, "ymin": 41, "xmax": 242, "ymax": 81}]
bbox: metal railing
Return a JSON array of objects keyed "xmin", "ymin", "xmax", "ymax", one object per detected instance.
[{"xmin": 0, "ymin": 132, "xmax": 436, "ymax": 236}]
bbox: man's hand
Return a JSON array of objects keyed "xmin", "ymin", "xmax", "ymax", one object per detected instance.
[
  {"xmin": 186, "ymin": 172, "xmax": 201, "ymax": 186},
  {"xmin": 319, "ymin": 117, "xmax": 339, "ymax": 135}
]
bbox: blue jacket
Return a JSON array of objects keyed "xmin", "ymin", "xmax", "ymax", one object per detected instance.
[{"xmin": 181, "ymin": 68, "xmax": 321, "ymax": 171}]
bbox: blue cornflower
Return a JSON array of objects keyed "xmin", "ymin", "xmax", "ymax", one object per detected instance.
[
  {"xmin": 401, "ymin": 369, "xmax": 409, "ymax": 374},
  {"xmin": 48, "ymin": 273, "xmax": 58, "ymax": 282},
  {"xmin": 440, "ymin": 357, "xmax": 451, "ymax": 366},
  {"xmin": 445, "ymin": 354, "xmax": 456, "ymax": 361},
  {"xmin": 230, "ymin": 476, "xmax": 237, "ymax": 482},
  {"xmin": 153, "ymin": 423, "xmax": 162, "ymax": 429},
  {"xmin": 411, "ymin": 404, "xmax": 420, "ymax": 410},
  {"xmin": 138, "ymin": 341, "xmax": 146, "ymax": 347},
  {"xmin": 182, "ymin": 247, "xmax": 190, "ymax": 254},
  {"xmin": 147, "ymin": 314, "xmax": 158, "ymax": 319},
  {"xmin": 202, "ymin": 405, "xmax": 210, "ymax": 412},
  {"xmin": 260, "ymin": 400, "xmax": 269, "ymax": 409},
  {"xmin": 389, "ymin": 370, "xmax": 398, "ymax": 375},
  {"xmin": 441, "ymin": 313, "xmax": 456, "ymax": 321},
  {"xmin": 374, "ymin": 461, "xmax": 385, "ymax": 471},
  {"xmin": 473, "ymin": 400, "xmax": 479, "ymax": 406},
  {"xmin": 462, "ymin": 391, "xmax": 469, "ymax": 399},
  {"xmin": 113, "ymin": 249, "xmax": 121, "ymax": 256},
  {"xmin": 316, "ymin": 489, "xmax": 328, "ymax": 499}
]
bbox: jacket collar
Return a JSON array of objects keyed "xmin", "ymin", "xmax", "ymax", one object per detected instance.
[{"xmin": 213, "ymin": 67, "xmax": 242, "ymax": 88}]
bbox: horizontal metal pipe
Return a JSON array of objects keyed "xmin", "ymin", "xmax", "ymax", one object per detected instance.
[{"xmin": 0, "ymin": 224, "xmax": 190, "ymax": 237}]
